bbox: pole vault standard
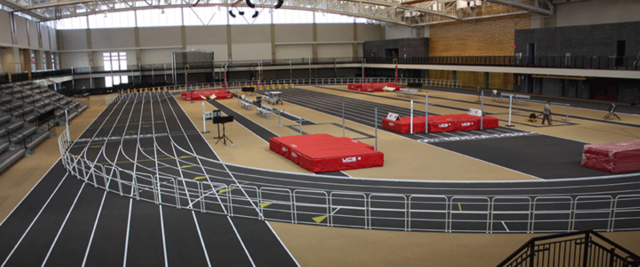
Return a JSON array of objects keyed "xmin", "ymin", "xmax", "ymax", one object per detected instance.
[
  {"xmin": 342, "ymin": 101, "xmax": 345, "ymax": 137},
  {"xmin": 202, "ymin": 102, "xmax": 210, "ymax": 134},
  {"xmin": 480, "ymin": 91, "xmax": 484, "ymax": 130},
  {"xmin": 506, "ymin": 95, "xmax": 515, "ymax": 127},
  {"xmin": 410, "ymin": 100, "xmax": 414, "ymax": 134},
  {"xmin": 425, "ymin": 92, "xmax": 429, "ymax": 133},
  {"xmin": 374, "ymin": 107, "xmax": 378, "ymax": 151}
]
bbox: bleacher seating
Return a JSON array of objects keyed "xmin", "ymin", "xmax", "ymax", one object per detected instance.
[{"xmin": 0, "ymin": 81, "xmax": 89, "ymax": 174}]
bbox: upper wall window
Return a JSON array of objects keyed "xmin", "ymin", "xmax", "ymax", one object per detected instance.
[
  {"xmin": 137, "ymin": 8, "xmax": 183, "ymax": 27},
  {"xmin": 103, "ymin": 52, "xmax": 127, "ymax": 71},
  {"xmin": 88, "ymin": 11, "xmax": 135, "ymax": 28}
]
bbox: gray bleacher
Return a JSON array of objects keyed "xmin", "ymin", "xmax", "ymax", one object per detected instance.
[{"xmin": 0, "ymin": 81, "xmax": 89, "ymax": 173}]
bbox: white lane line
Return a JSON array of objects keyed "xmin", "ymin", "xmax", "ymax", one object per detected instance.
[
  {"xmin": 331, "ymin": 207, "xmax": 342, "ymax": 215},
  {"xmin": 191, "ymin": 212, "xmax": 212, "ymax": 267},
  {"xmin": 122, "ymin": 199, "xmax": 133, "ymax": 267},
  {"xmin": 226, "ymin": 217, "xmax": 256, "ymax": 267},
  {"xmin": 41, "ymin": 183, "xmax": 86, "ymax": 266},
  {"xmin": 1, "ymin": 173, "xmax": 69, "ymax": 267},
  {"xmin": 501, "ymin": 221, "xmax": 509, "ymax": 232},
  {"xmin": 0, "ymin": 158, "xmax": 61, "ymax": 227},
  {"xmin": 159, "ymin": 206, "xmax": 169, "ymax": 267},
  {"xmin": 81, "ymin": 191, "xmax": 108, "ymax": 267},
  {"xmin": 264, "ymin": 222, "xmax": 301, "ymax": 267}
]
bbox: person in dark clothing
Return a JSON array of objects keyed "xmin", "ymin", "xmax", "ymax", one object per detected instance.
[{"xmin": 542, "ymin": 100, "xmax": 552, "ymax": 125}]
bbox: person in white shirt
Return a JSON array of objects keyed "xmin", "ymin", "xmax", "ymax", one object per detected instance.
[{"xmin": 542, "ymin": 100, "xmax": 552, "ymax": 125}]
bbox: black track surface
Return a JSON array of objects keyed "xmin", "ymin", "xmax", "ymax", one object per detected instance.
[
  {"xmin": 0, "ymin": 92, "xmax": 298, "ymax": 266},
  {"xmin": 2, "ymin": 90, "xmax": 640, "ymax": 266},
  {"xmin": 274, "ymin": 88, "xmax": 640, "ymax": 179}
]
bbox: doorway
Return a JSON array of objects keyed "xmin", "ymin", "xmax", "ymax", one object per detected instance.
[
  {"xmin": 527, "ymin": 43, "xmax": 536, "ymax": 65},
  {"xmin": 616, "ymin": 40, "xmax": 626, "ymax": 67}
]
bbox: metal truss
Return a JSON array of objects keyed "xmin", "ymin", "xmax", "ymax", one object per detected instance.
[{"xmin": 1, "ymin": 0, "xmax": 552, "ymax": 26}]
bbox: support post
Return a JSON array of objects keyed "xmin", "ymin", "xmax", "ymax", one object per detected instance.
[{"xmin": 299, "ymin": 119, "xmax": 303, "ymax": 135}]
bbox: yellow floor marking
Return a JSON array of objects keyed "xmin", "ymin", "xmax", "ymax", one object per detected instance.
[
  {"xmin": 218, "ymin": 182, "xmax": 249, "ymax": 194},
  {"xmin": 260, "ymin": 202, "xmax": 273, "ymax": 208},
  {"xmin": 142, "ymin": 125, "xmax": 151, "ymax": 127},
  {"xmin": 458, "ymin": 203, "xmax": 462, "ymax": 211},
  {"xmin": 180, "ymin": 165, "xmax": 195, "ymax": 169},
  {"xmin": 312, "ymin": 215, "xmax": 328, "ymax": 223},
  {"xmin": 89, "ymin": 145, "xmax": 102, "ymax": 148},
  {"xmin": 127, "ymin": 130, "xmax": 137, "ymax": 133},
  {"xmin": 193, "ymin": 176, "xmax": 207, "ymax": 180}
]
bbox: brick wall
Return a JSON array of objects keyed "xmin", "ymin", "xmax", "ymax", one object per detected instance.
[
  {"xmin": 429, "ymin": 15, "xmax": 530, "ymax": 56},
  {"xmin": 428, "ymin": 15, "xmax": 530, "ymax": 90}
]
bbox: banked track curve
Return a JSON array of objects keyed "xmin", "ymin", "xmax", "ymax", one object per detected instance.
[{"xmin": 59, "ymin": 92, "xmax": 640, "ymax": 234}]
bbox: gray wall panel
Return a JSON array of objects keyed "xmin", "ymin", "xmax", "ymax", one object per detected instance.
[
  {"xmin": 317, "ymin": 24, "xmax": 353, "ymax": 42},
  {"xmin": 91, "ymin": 28, "xmax": 135, "ymax": 49},
  {"xmin": 186, "ymin": 26, "xmax": 227, "ymax": 45},
  {"xmin": 59, "ymin": 30, "xmax": 88, "ymax": 50},
  {"xmin": 274, "ymin": 24, "xmax": 312, "ymax": 43},
  {"xmin": 0, "ymin": 11, "xmax": 11, "ymax": 45},
  {"xmin": 231, "ymin": 25, "xmax": 270, "ymax": 44},
  {"xmin": 139, "ymin": 27, "xmax": 182, "ymax": 47}
]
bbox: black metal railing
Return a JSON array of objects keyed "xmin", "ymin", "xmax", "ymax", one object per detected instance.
[
  {"xmin": 498, "ymin": 230, "xmax": 640, "ymax": 267},
  {"xmin": 2, "ymin": 55, "xmax": 638, "ymax": 86}
]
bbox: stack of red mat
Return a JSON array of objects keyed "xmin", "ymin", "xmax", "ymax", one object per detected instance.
[
  {"xmin": 269, "ymin": 134, "xmax": 384, "ymax": 173},
  {"xmin": 348, "ymin": 83, "xmax": 404, "ymax": 92},
  {"xmin": 581, "ymin": 140, "xmax": 640, "ymax": 173},
  {"xmin": 180, "ymin": 89, "xmax": 233, "ymax": 101},
  {"xmin": 382, "ymin": 114, "xmax": 499, "ymax": 134}
]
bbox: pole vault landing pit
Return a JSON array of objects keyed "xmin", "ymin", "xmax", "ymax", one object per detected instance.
[
  {"xmin": 348, "ymin": 82, "xmax": 404, "ymax": 92},
  {"xmin": 269, "ymin": 134, "xmax": 384, "ymax": 173}
]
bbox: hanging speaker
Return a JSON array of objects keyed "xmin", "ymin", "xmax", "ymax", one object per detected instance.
[
  {"xmin": 229, "ymin": 10, "xmax": 236, "ymax": 18},
  {"xmin": 274, "ymin": 0, "xmax": 283, "ymax": 9},
  {"xmin": 246, "ymin": 0, "xmax": 255, "ymax": 8},
  {"xmin": 252, "ymin": 10, "xmax": 259, "ymax": 18},
  {"xmin": 239, "ymin": 10, "xmax": 245, "ymax": 15}
]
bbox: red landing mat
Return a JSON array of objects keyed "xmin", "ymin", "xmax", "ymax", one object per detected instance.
[
  {"xmin": 382, "ymin": 114, "xmax": 499, "ymax": 134},
  {"xmin": 581, "ymin": 140, "xmax": 640, "ymax": 173},
  {"xmin": 269, "ymin": 134, "xmax": 383, "ymax": 173},
  {"xmin": 347, "ymin": 83, "xmax": 404, "ymax": 92},
  {"xmin": 181, "ymin": 89, "xmax": 233, "ymax": 101}
]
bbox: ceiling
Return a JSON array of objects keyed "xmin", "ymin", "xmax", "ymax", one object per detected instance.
[{"xmin": 0, "ymin": 0, "xmax": 554, "ymax": 26}]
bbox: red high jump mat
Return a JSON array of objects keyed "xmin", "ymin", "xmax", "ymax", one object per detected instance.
[
  {"xmin": 348, "ymin": 83, "xmax": 404, "ymax": 92},
  {"xmin": 581, "ymin": 140, "xmax": 640, "ymax": 173},
  {"xmin": 269, "ymin": 134, "xmax": 383, "ymax": 173},
  {"xmin": 181, "ymin": 89, "xmax": 233, "ymax": 101},
  {"xmin": 382, "ymin": 114, "xmax": 499, "ymax": 134}
]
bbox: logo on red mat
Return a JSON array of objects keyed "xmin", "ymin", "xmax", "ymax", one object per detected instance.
[
  {"xmin": 282, "ymin": 147, "xmax": 287, "ymax": 152},
  {"xmin": 342, "ymin": 157, "xmax": 359, "ymax": 163},
  {"xmin": 389, "ymin": 123, "xmax": 395, "ymax": 126},
  {"xmin": 438, "ymin": 123, "xmax": 450, "ymax": 128},
  {"xmin": 291, "ymin": 152, "xmax": 298, "ymax": 158},
  {"xmin": 461, "ymin": 122, "xmax": 473, "ymax": 127}
]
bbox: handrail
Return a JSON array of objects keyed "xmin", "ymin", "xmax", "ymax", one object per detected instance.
[
  {"xmin": 56, "ymin": 92, "xmax": 640, "ymax": 235},
  {"xmin": 497, "ymin": 230, "xmax": 640, "ymax": 267}
]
